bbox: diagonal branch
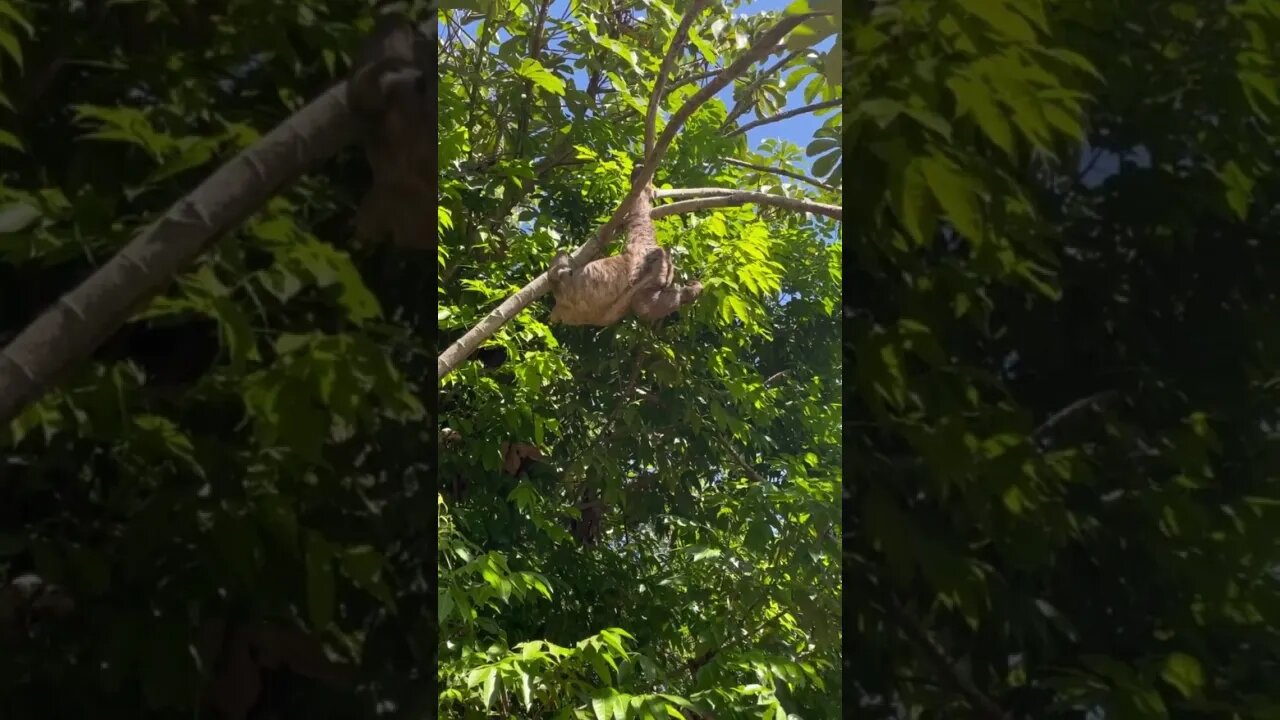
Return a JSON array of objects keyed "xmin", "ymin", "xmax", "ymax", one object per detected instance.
[
  {"xmin": 1031, "ymin": 390, "xmax": 1117, "ymax": 449},
  {"xmin": 721, "ymin": 157, "xmax": 835, "ymax": 191},
  {"xmin": 437, "ymin": 12, "xmax": 819, "ymax": 379},
  {"xmin": 713, "ymin": 434, "xmax": 770, "ymax": 485},
  {"xmin": 0, "ymin": 82, "xmax": 356, "ymax": 426},
  {"xmin": 645, "ymin": 0, "xmax": 709, "ymax": 159},
  {"xmin": 726, "ymin": 98, "xmax": 841, "ymax": 137}
]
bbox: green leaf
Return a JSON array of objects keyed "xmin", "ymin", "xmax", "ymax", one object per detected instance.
[
  {"xmin": 963, "ymin": 1, "xmax": 1037, "ymax": 42},
  {"xmin": 482, "ymin": 668, "xmax": 500, "ymax": 709},
  {"xmin": 892, "ymin": 158, "xmax": 935, "ymax": 245},
  {"xmin": 1239, "ymin": 71, "xmax": 1280, "ymax": 111},
  {"xmin": 517, "ymin": 58, "xmax": 566, "ymax": 95},
  {"xmin": 438, "ymin": 587, "xmax": 454, "ymax": 626},
  {"xmin": 519, "ymin": 668, "xmax": 534, "ymax": 709},
  {"xmin": 0, "ymin": 2, "xmax": 34, "ymax": 36},
  {"xmin": 592, "ymin": 693, "xmax": 613, "ymax": 720},
  {"xmin": 920, "ymin": 155, "xmax": 984, "ymax": 241},
  {"xmin": 1219, "ymin": 160, "xmax": 1256, "ymax": 219},
  {"xmin": 1161, "ymin": 653, "xmax": 1203, "ymax": 699},
  {"xmin": 340, "ymin": 545, "xmax": 394, "ymax": 607},
  {"xmin": 146, "ymin": 139, "xmax": 217, "ymax": 184},
  {"xmin": 950, "ymin": 76, "xmax": 1014, "ymax": 155},
  {"xmin": 0, "ymin": 27, "xmax": 20, "ymax": 69},
  {"xmin": 691, "ymin": 546, "xmax": 722, "ymax": 561},
  {"xmin": 589, "ymin": 648, "xmax": 614, "ymax": 685},
  {"xmin": 687, "ymin": 26, "xmax": 716, "ymax": 63},
  {"xmin": 902, "ymin": 106, "xmax": 952, "ymax": 139},
  {"xmin": 0, "ymin": 129, "xmax": 22, "ymax": 152}
]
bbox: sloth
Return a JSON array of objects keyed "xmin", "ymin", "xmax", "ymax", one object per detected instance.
[
  {"xmin": 548, "ymin": 175, "xmax": 702, "ymax": 326},
  {"xmin": 347, "ymin": 14, "xmax": 433, "ymax": 248},
  {"xmin": 623, "ymin": 178, "xmax": 703, "ymax": 322}
]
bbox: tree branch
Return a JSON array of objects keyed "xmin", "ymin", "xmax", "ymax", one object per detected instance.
[
  {"xmin": 726, "ymin": 98, "xmax": 841, "ymax": 137},
  {"xmin": 651, "ymin": 188, "xmax": 841, "ymax": 221},
  {"xmin": 666, "ymin": 66, "xmax": 722, "ymax": 92},
  {"xmin": 645, "ymin": 0, "xmax": 709, "ymax": 159},
  {"xmin": 0, "ymin": 82, "xmax": 356, "ymax": 426},
  {"xmin": 437, "ymin": 12, "xmax": 820, "ymax": 379},
  {"xmin": 1031, "ymin": 390, "xmax": 1117, "ymax": 449},
  {"xmin": 714, "ymin": 435, "xmax": 770, "ymax": 485},
  {"xmin": 880, "ymin": 595, "xmax": 1009, "ymax": 720},
  {"xmin": 721, "ymin": 157, "xmax": 835, "ymax": 191}
]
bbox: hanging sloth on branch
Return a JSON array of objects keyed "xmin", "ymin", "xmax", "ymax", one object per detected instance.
[
  {"xmin": 347, "ymin": 14, "xmax": 432, "ymax": 248},
  {"xmin": 547, "ymin": 169, "xmax": 703, "ymax": 327}
]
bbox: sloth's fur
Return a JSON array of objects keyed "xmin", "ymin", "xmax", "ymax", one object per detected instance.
[
  {"xmin": 548, "ymin": 182, "xmax": 702, "ymax": 326},
  {"xmin": 347, "ymin": 16, "xmax": 432, "ymax": 248}
]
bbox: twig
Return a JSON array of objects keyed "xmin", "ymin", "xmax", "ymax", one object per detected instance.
[
  {"xmin": 880, "ymin": 594, "xmax": 1009, "ymax": 720},
  {"xmin": 651, "ymin": 189, "xmax": 841, "ymax": 221},
  {"xmin": 726, "ymin": 98, "xmax": 841, "ymax": 137},
  {"xmin": 666, "ymin": 66, "xmax": 722, "ymax": 92},
  {"xmin": 714, "ymin": 435, "xmax": 769, "ymax": 485},
  {"xmin": 721, "ymin": 157, "xmax": 835, "ymax": 191},
  {"xmin": 437, "ymin": 13, "xmax": 820, "ymax": 379},
  {"xmin": 763, "ymin": 370, "xmax": 788, "ymax": 386},
  {"xmin": 687, "ymin": 603, "xmax": 786, "ymax": 676},
  {"xmin": 1031, "ymin": 390, "xmax": 1117, "ymax": 449},
  {"xmin": 645, "ymin": 0, "xmax": 709, "ymax": 159}
]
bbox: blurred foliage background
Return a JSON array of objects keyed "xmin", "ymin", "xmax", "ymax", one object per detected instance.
[{"xmin": 848, "ymin": 0, "xmax": 1280, "ymax": 718}]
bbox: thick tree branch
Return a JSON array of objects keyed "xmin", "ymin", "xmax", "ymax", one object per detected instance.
[
  {"xmin": 652, "ymin": 188, "xmax": 841, "ymax": 221},
  {"xmin": 645, "ymin": 0, "xmax": 709, "ymax": 159},
  {"xmin": 726, "ymin": 98, "xmax": 841, "ymax": 137},
  {"xmin": 0, "ymin": 82, "xmax": 356, "ymax": 427},
  {"xmin": 437, "ymin": 12, "xmax": 819, "ymax": 379},
  {"xmin": 721, "ymin": 157, "xmax": 835, "ymax": 191}
]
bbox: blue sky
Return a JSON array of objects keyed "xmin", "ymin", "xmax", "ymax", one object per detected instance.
[
  {"xmin": 443, "ymin": 0, "xmax": 837, "ymax": 177},
  {"xmin": 730, "ymin": 0, "xmax": 836, "ymax": 174}
]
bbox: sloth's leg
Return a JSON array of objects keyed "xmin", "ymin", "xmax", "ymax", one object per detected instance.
[
  {"xmin": 634, "ymin": 279, "xmax": 703, "ymax": 322},
  {"xmin": 631, "ymin": 247, "xmax": 669, "ymax": 287},
  {"xmin": 549, "ymin": 252, "xmax": 574, "ymax": 283}
]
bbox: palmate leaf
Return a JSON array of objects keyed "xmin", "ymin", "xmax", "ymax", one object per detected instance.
[
  {"xmin": 518, "ymin": 58, "xmax": 567, "ymax": 96},
  {"xmin": 949, "ymin": 74, "xmax": 1015, "ymax": 156},
  {"xmin": 963, "ymin": 0, "xmax": 1038, "ymax": 43},
  {"xmin": 920, "ymin": 153, "xmax": 984, "ymax": 241}
]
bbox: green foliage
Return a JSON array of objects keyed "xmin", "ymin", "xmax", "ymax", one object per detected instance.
[
  {"xmin": 849, "ymin": 0, "xmax": 1280, "ymax": 717},
  {"xmin": 0, "ymin": 0, "xmax": 436, "ymax": 716},
  {"xmin": 439, "ymin": 0, "xmax": 841, "ymax": 718}
]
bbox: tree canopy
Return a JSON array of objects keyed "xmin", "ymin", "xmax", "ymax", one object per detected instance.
[{"xmin": 438, "ymin": 0, "xmax": 842, "ymax": 718}]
